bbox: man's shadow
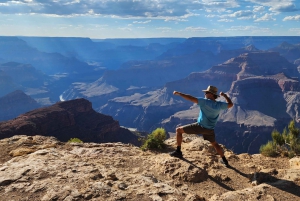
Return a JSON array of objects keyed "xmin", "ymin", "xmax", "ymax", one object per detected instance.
[
  {"xmin": 161, "ymin": 146, "xmax": 300, "ymax": 197},
  {"xmin": 177, "ymin": 155, "xmax": 300, "ymax": 198},
  {"xmin": 227, "ymin": 165, "xmax": 300, "ymax": 197},
  {"xmin": 180, "ymin": 157, "xmax": 235, "ymax": 191}
]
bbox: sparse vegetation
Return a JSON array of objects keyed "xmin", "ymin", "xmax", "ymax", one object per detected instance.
[
  {"xmin": 68, "ymin": 138, "xmax": 83, "ymax": 143},
  {"xmin": 260, "ymin": 120, "xmax": 300, "ymax": 158},
  {"xmin": 140, "ymin": 128, "xmax": 167, "ymax": 151},
  {"xmin": 259, "ymin": 141, "xmax": 278, "ymax": 157}
]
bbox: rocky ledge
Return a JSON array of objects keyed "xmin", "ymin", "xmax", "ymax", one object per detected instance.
[{"xmin": 0, "ymin": 135, "xmax": 299, "ymax": 201}]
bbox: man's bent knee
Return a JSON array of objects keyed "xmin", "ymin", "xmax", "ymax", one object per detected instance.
[
  {"xmin": 176, "ymin": 127, "xmax": 184, "ymax": 134},
  {"xmin": 210, "ymin": 141, "xmax": 218, "ymax": 147}
]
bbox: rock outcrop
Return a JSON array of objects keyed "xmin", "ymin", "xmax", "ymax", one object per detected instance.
[
  {"xmin": 0, "ymin": 90, "xmax": 41, "ymax": 122},
  {"xmin": 206, "ymin": 52, "xmax": 298, "ymax": 79},
  {"xmin": 0, "ymin": 98, "xmax": 140, "ymax": 145},
  {"xmin": 0, "ymin": 135, "xmax": 299, "ymax": 200},
  {"xmin": 269, "ymin": 42, "xmax": 300, "ymax": 62}
]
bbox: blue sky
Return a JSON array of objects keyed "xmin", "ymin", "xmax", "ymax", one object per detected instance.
[{"xmin": 0, "ymin": 0, "xmax": 299, "ymax": 39}]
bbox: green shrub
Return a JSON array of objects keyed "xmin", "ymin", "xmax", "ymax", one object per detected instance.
[
  {"xmin": 288, "ymin": 120, "xmax": 300, "ymax": 139},
  {"xmin": 68, "ymin": 138, "xmax": 83, "ymax": 143},
  {"xmin": 288, "ymin": 151, "xmax": 295, "ymax": 159},
  {"xmin": 271, "ymin": 130, "xmax": 284, "ymax": 146},
  {"xmin": 259, "ymin": 141, "xmax": 278, "ymax": 157},
  {"xmin": 259, "ymin": 120, "xmax": 300, "ymax": 158},
  {"xmin": 293, "ymin": 143, "xmax": 300, "ymax": 154},
  {"xmin": 140, "ymin": 128, "xmax": 167, "ymax": 151}
]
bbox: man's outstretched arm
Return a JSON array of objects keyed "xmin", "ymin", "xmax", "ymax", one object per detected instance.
[
  {"xmin": 173, "ymin": 91, "xmax": 198, "ymax": 104},
  {"xmin": 220, "ymin": 92, "xmax": 233, "ymax": 108}
]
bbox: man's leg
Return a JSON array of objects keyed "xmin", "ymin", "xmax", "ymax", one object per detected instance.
[
  {"xmin": 211, "ymin": 141, "xmax": 229, "ymax": 166},
  {"xmin": 176, "ymin": 127, "xmax": 184, "ymax": 147},
  {"xmin": 170, "ymin": 127, "xmax": 185, "ymax": 158},
  {"xmin": 211, "ymin": 141, "xmax": 224, "ymax": 156}
]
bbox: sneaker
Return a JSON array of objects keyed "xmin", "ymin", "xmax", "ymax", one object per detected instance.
[
  {"xmin": 220, "ymin": 158, "xmax": 229, "ymax": 167},
  {"xmin": 169, "ymin": 150, "xmax": 183, "ymax": 158}
]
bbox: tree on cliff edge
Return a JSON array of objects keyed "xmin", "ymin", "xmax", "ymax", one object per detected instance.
[{"xmin": 260, "ymin": 120, "xmax": 300, "ymax": 158}]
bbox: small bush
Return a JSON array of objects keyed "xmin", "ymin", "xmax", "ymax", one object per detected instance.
[
  {"xmin": 68, "ymin": 138, "xmax": 83, "ymax": 143},
  {"xmin": 260, "ymin": 120, "xmax": 300, "ymax": 158},
  {"xmin": 260, "ymin": 141, "xmax": 278, "ymax": 157},
  {"xmin": 140, "ymin": 128, "xmax": 167, "ymax": 151},
  {"xmin": 271, "ymin": 130, "xmax": 284, "ymax": 146},
  {"xmin": 288, "ymin": 151, "xmax": 295, "ymax": 159}
]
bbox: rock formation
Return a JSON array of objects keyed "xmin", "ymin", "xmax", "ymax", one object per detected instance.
[
  {"xmin": 0, "ymin": 98, "xmax": 141, "ymax": 145},
  {"xmin": 0, "ymin": 135, "xmax": 299, "ymax": 200},
  {"xmin": 269, "ymin": 42, "xmax": 300, "ymax": 62},
  {"xmin": 0, "ymin": 90, "xmax": 41, "ymax": 122}
]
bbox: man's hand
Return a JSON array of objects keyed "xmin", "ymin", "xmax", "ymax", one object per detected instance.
[
  {"xmin": 173, "ymin": 91, "xmax": 198, "ymax": 104},
  {"xmin": 220, "ymin": 92, "xmax": 233, "ymax": 108},
  {"xmin": 220, "ymin": 92, "xmax": 226, "ymax": 97},
  {"xmin": 173, "ymin": 91, "xmax": 180, "ymax": 95}
]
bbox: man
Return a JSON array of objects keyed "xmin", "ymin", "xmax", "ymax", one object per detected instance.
[{"xmin": 170, "ymin": 85, "xmax": 233, "ymax": 166}]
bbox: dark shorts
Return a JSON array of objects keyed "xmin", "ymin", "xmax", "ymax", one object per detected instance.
[{"xmin": 181, "ymin": 122, "xmax": 215, "ymax": 143}]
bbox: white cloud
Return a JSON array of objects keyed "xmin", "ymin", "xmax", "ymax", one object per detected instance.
[
  {"xmin": 0, "ymin": 0, "xmax": 242, "ymax": 19},
  {"xmin": 289, "ymin": 28, "xmax": 300, "ymax": 33},
  {"xmin": 184, "ymin": 26, "xmax": 207, "ymax": 32},
  {"xmin": 226, "ymin": 25, "xmax": 270, "ymax": 33},
  {"xmin": 202, "ymin": 0, "xmax": 239, "ymax": 10},
  {"xmin": 133, "ymin": 20, "xmax": 151, "ymax": 24},
  {"xmin": 0, "ymin": 0, "xmax": 202, "ymax": 18},
  {"xmin": 269, "ymin": 3, "xmax": 298, "ymax": 12},
  {"xmin": 254, "ymin": 13, "xmax": 275, "ymax": 21},
  {"xmin": 253, "ymin": 6, "xmax": 264, "ymax": 13},
  {"xmin": 247, "ymin": 0, "xmax": 298, "ymax": 13},
  {"xmin": 206, "ymin": 14, "xmax": 216, "ymax": 18},
  {"xmin": 156, "ymin": 27, "xmax": 171, "ymax": 30},
  {"xmin": 218, "ymin": 18, "xmax": 234, "ymax": 22},
  {"xmin": 283, "ymin": 15, "xmax": 300, "ymax": 21},
  {"xmin": 118, "ymin": 27, "xmax": 132, "ymax": 31},
  {"xmin": 156, "ymin": 27, "xmax": 172, "ymax": 32},
  {"xmin": 227, "ymin": 10, "xmax": 253, "ymax": 20}
]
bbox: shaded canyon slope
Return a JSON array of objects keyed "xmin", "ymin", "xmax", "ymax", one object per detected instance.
[
  {"xmin": 0, "ymin": 98, "xmax": 141, "ymax": 146},
  {"xmin": 100, "ymin": 51, "xmax": 300, "ymax": 153},
  {"xmin": 0, "ymin": 90, "xmax": 41, "ymax": 122},
  {"xmin": 0, "ymin": 62, "xmax": 49, "ymax": 97},
  {"xmin": 0, "ymin": 37, "xmax": 93, "ymax": 75}
]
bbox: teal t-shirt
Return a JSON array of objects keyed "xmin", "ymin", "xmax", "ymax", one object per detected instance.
[{"xmin": 197, "ymin": 97, "xmax": 228, "ymax": 129}]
